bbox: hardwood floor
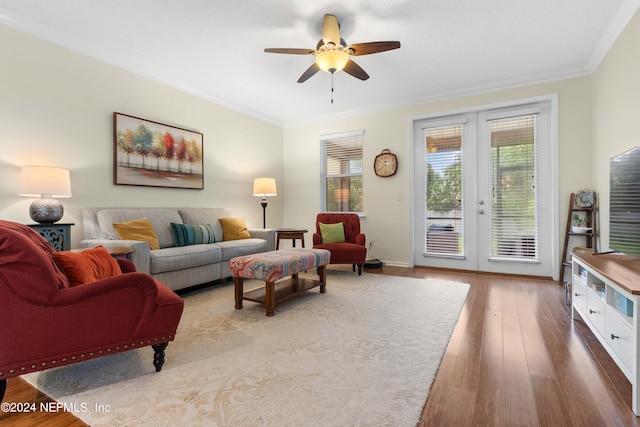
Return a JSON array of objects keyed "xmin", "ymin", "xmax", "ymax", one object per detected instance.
[{"xmin": 2, "ymin": 265, "xmax": 639, "ymax": 426}]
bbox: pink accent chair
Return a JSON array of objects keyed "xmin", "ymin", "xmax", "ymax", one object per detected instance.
[{"xmin": 0, "ymin": 220, "xmax": 184, "ymax": 402}]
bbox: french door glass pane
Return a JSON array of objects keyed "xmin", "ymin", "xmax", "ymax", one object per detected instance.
[
  {"xmin": 489, "ymin": 115, "xmax": 538, "ymax": 259},
  {"xmin": 424, "ymin": 125, "xmax": 463, "ymax": 255}
]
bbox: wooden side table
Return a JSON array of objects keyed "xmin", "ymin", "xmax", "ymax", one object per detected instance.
[
  {"xmin": 275, "ymin": 228, "xmax": 308, "ymax": 250},
  {"xmin": 28, "ymin": 223, "xmax": 74, "ymax": 251},
  {"xmin": 71, "ymin": 246, "xmax": 136, "ymax": 260},
  {"xmin": 107, "ymin": 246, "xmax": 136, "ymax": 260}
]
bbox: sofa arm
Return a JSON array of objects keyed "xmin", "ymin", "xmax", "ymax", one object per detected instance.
[
  {"xmin": 248, "ymin": 228, "xmax": 276, "ymax": 251},
  {"xmin": 313, "ymin": 233, "xmax": 322, "ymax": 245},
  {"xmin": 116, "ymin": 258, "xmax": 137, "ymax": 273},
  {"xmin": 355, "ymin": 233, "xmax": 366, "ymax": 246},
  {"xmin": 81, "ymin": 239, "xmax": 151, "ymax": 274}
]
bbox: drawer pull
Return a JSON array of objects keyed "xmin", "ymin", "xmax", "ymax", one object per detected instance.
[
  {"xmin": 574, "ymin": 293, "xmax": 581, "ymax": 297},
  {"xmin": 589, "ymin": 309, "xmax": 597, "ymax": 314},
  {"xmin": 611, "ymin": 333, "xmax": 620, "ymax": 340}
]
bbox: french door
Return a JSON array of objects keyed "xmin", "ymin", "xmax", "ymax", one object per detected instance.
[{"xmin": 412, "ymin": 100, "xmax": 555, "ymax": 277}]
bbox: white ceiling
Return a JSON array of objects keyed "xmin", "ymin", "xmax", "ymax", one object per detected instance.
[{"xmin": 1, "ymin": 0, "xmax": 638, "ymax": 127}]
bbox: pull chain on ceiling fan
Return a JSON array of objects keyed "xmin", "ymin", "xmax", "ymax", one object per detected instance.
[{"xmin": 265, "ymin": 14, "xmax": 400, "ymax": 101}]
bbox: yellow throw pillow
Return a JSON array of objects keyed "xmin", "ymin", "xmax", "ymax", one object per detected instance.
[
  {"xmin": 219, "ymin": 218, "xmax": 251, "ymax": 241},
  {"xmin": 112, "ymin": 217, "xmax": 160, "ymax": 250}
]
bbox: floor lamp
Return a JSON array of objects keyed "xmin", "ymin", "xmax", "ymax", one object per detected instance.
[{"xmin": 253, "ymin": 178, "xmax": 277, "ymax": 228}]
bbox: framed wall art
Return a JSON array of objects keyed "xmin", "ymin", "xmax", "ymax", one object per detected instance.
[{"xmin": 113, "ymin": 112, "xmax": 204, "ymax": 189}]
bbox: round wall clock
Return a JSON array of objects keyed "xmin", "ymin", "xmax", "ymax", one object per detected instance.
[{"xmin": 374, "ymin": 149, "xmax": 398, "ymax": 177}]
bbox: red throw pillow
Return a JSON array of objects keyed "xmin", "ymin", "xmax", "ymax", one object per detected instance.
[{"xmin": 53, "ymin": 246, "xmax": 122, "ymax": 287}]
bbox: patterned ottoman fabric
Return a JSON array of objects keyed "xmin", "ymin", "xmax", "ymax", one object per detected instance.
[{"xmin": 229, "ymin": 249, "xmax": 330, "ymax": 283}]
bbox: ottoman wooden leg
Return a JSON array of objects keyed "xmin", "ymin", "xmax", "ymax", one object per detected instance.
[
  {"xmin": 319, "ymin": 265, "xmax": 327, "ymax": 293},
  {"xmin": 266, "ymin": 281, "xmax": 276, "ymax": 316},
  {"xmin": 234, "ymin": 277, "xmax": 244, "ymax": 309}
]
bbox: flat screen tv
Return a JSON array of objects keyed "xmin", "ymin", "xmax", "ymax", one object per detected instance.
[{"xmin": 610, "ymin": 146, "xmax": 640, "ymax": 256}]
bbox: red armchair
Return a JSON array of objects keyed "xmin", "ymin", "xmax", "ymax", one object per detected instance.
[
  {"xmin": 0, "ymin": 220, "xmax": 184, "ymax": 402},
  {"xmin": 312, "ymin": 213, "xmax": 367, "ymax": 275}
]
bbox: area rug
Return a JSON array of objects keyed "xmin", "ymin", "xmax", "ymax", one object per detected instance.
[{"xmin": 24, "ymin": 271, "xmax": 469, "ymax": 426}]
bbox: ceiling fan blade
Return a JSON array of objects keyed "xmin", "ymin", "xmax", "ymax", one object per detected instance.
[
  {"xmin": 343, "ymin": 60, "xmax": 369, "ymax": 81},
  {"xmin": 348, "ymin": 41, "xmax": 401, "ymax": 56},
  {"xmin": 322, "ymin": 14, "xmax": 341, "ymax": 45},
  {"xmin": 264, "ymin": 48, "xmax": 315, "ymax": 55},
  {"xmin": 297, "ymin": 63, "xmax": 321, "ymax": 83}
]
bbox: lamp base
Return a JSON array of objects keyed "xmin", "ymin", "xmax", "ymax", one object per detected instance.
[{"xmin": 29, "ymin": 199, "xmax": 64, "ymax": 223}]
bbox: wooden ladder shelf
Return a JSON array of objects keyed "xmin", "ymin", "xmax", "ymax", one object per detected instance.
[{"xmin": 560, "ymin": 192, "xmax": 597, "ymax": 283}]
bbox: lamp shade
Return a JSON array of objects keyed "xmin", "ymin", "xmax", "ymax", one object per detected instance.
[
  {"xmin": 18, "ymin": 165, "xmax": 72, "ymax": 224},
  {"xmin": 19, "ymin": 165, "xmax": 72, "ymax": 198},
  {"xmin": 253, "ymin": 178, "xmax": 277, "ymax": 197}
]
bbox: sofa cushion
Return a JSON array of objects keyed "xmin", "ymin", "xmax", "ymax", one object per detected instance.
[
  {"xmin": 219, "ymin": 218, "xmax": 251, "ymax": 241},
  {"xmin": 150, "ymin": 245, "xmax": 222, "ymax": 274},
  {"xmin": 178, "ymin": 208, "xmax": 230, "ymax": 242},
  {"xmin": 214, "ymin": 238, "xmax": 270, "ymax": 261},
  {"xmin": 170, "ymin": 223, "xmax": 216, "ymax": 247},
  {"xmin": 96, "ymin": 209, "xmax": 182, "ymax": 248},
  {"xmin": 53, "ymin": 246, "xmax": 122, "ymax": 287},
  {"xmin": 113, "ymin": 218, "xmax": 161, "ymax": 250}
]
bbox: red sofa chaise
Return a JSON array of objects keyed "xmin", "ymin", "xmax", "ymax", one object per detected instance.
[{"xmin": 0, "ymin": 220, "xmax": 184, "ymax": 402}]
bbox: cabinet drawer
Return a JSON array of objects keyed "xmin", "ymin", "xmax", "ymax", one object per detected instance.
[
  {"xmin": 586, "ymin": 288, "xmax": 605, "ymax": 336},
  {"xmin": 605, "ymin": 308, "xmax": 635, "ymax": 375},
  {"xmin": 572, "ymin": 277, "xmax": 587, "ymax": 314}
]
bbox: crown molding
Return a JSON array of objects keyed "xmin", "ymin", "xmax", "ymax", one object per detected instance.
[{"xmin": 586, "ymin": 0, "xmax": 640, "ymax": 72}]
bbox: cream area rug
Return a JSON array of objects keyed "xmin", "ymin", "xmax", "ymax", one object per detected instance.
[{"xmin": 24, "ymin": 271, "xmax": 470, "ymax": 427}]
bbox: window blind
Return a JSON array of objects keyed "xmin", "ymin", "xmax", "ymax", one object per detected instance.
[
  {"xmin": 424, "ymin": 125, "xmax": 463, "ymax": 255},
  {"xmin": 489, "ymin": 114, "xmax": 538, "ymax": 259},
  {"xmin": 320, "ymin": 131, "xmax": 364, "ymax": 212}
]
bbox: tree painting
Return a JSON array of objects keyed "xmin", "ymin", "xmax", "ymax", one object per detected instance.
[{"xmin": 114, "ymin": 113, "xmax": 203, "ymax": 189}]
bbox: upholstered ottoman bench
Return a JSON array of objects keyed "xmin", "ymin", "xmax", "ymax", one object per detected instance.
[{"xmin": 230, "ymin": 248, "xmax": 330, "ymax": 316}]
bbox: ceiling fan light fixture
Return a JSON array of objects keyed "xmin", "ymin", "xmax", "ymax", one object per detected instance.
[{"xmin": 315, "ymin": 49, "xmax": 349, "ymax": 73}]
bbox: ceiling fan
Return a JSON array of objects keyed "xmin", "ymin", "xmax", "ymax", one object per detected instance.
[{"xmin": 264, "ymin": 14, "xmax": 401, "ymax": 84}]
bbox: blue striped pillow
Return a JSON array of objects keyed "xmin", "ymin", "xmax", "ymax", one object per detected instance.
[{"xmin": 170, "ymin": 223, "xmax": 216, "ymax": 247}]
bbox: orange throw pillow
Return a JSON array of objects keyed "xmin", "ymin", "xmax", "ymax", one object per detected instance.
[{"xmin": 53, "ymin": 246, "xmax": 122, "ymax": 287}]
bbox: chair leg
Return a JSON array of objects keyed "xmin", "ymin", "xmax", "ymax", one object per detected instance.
[
  {"xmin": 0, "ymin": 378, "xmax": 6, "ymax": 403},
  {"xmin": 357, "ymin": 264, "xmax": 363, "ymax": 276},
  {"xmin": 352, "ymin": 264, "xmax": 356, "ymax": 272},
  {"xmin": 152, "ymin": 342, "xmax": 169, "ymax": 372}
]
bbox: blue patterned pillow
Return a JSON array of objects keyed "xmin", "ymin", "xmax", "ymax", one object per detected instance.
[{"xmin": 170, "ymin": 223, "xmax": 216, "ymax": 247}]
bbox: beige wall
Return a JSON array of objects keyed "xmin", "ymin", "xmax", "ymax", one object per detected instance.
[
  {"xmin": 592, "ymin": 8, "xmax": 640, "ymax": 251},
  {"xmin": 0, "ymin": 25, "xmax": 284, "ymax": 248},
  {"xmin": 284, "ymin": 78, "xmax": 593, "ymax": 271},
  {"xmin": 2, "ymin": 9, "xmax": 638, "ymax": 273}
]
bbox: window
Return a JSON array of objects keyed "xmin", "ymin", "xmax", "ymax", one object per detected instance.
[
  {"xmin": 489, "ymin": 114, "xmax": 538, "ymax": 259},
  {"xmin": 320, "ymin": 130, "xmax": 364, "ymax": 213},
  {"xmin": 424, "ymin": 125, "xmax": 463, "ymax": 255}
]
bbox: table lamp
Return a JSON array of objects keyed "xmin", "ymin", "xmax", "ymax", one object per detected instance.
[
  {"xmin": 253, "ymin": 177, "xmax": 277, "ymax": 228},
  {"xmin": 18, "ymin": 165, "xmax": 72, "ymax": 223}
]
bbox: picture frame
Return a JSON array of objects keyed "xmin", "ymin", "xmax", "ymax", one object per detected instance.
[{"xmin": 113, "ymin": 112, "xmax": 204, "ymax": 189}]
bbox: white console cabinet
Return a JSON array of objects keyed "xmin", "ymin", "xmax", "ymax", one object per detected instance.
[{"xmin": 571, "ymin": 251, "xmax": 640, "ymax": 415}]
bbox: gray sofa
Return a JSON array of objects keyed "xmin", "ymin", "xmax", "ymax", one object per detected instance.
[{"xmin": 81, "ymin": 207, "xmax": 275, "ymax": 291}]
